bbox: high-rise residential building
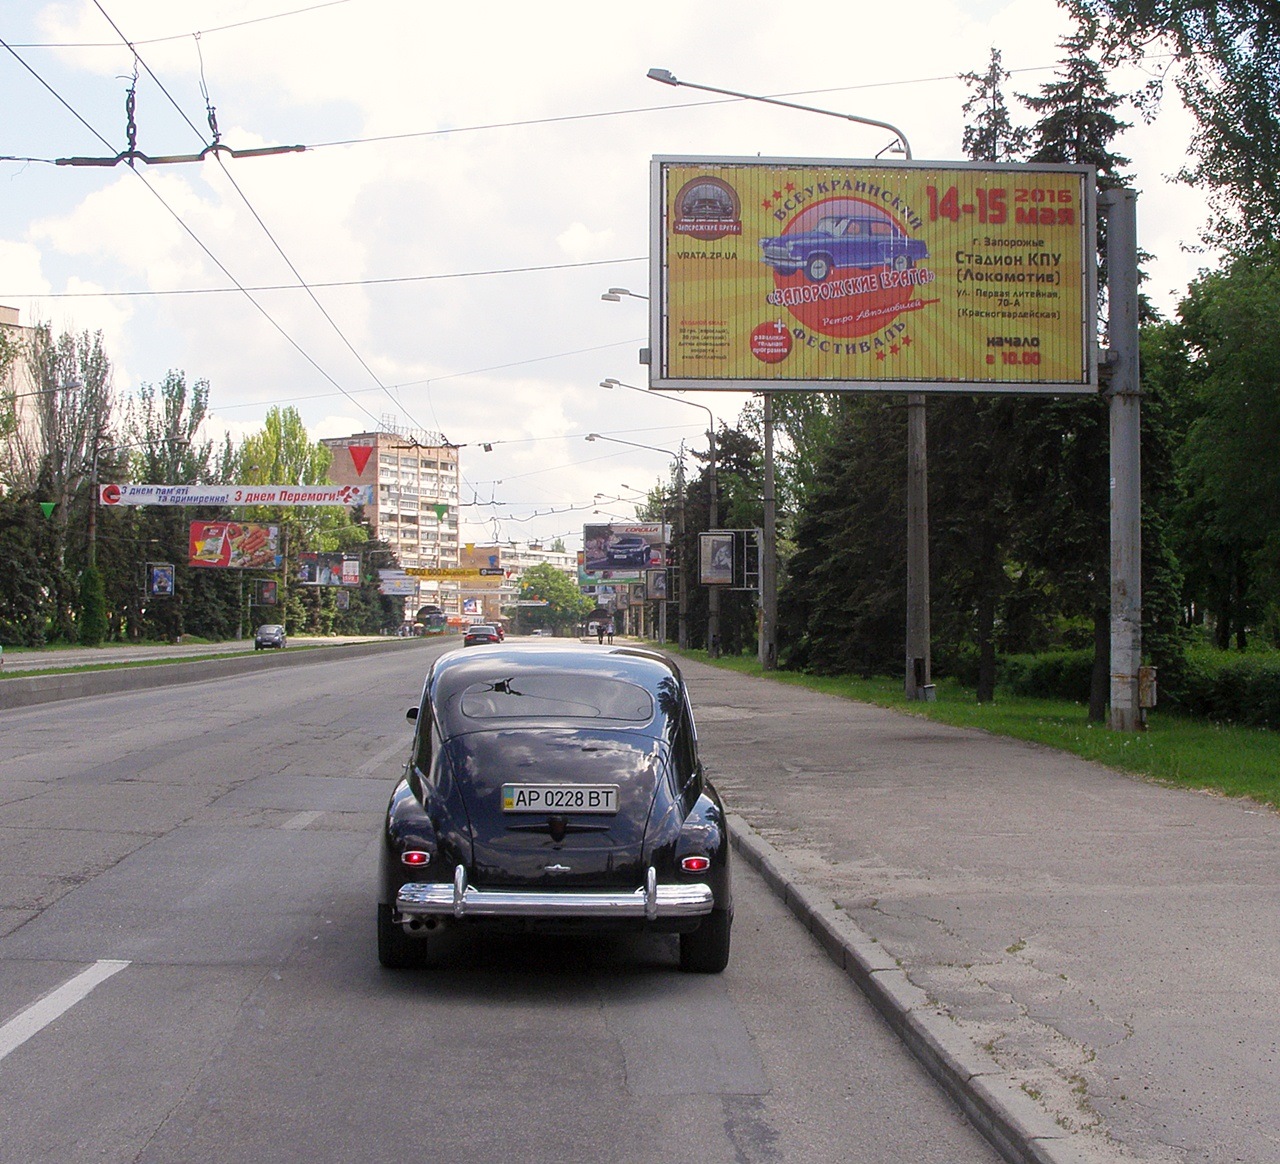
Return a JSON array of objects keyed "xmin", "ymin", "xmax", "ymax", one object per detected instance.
[
  {"xmin": 0, "ymin": 305, "xmax": 39, "ymax": 494},
  {"xmin": 321, "ymin": 427, "xmax": 462, "ymax": 617}
]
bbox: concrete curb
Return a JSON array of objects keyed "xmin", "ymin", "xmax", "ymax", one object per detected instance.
[
  {"xmin": 727, "ymin": 812, "xmax": 1086, "ymax": 1164},
  {"xmin": 0, "ymin": 638, "xmax": 425, "ymax": 711}
]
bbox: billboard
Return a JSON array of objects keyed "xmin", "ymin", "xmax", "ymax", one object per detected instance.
[
  {"xmin": 652, "ymin": 156, "xmax": 1096, "ymax": 393},
  {"xmin": 581, "ymin": 522, "xmax": 670, "ymax": 578},
  {"xmin": 298, "ymin": 552, "xmax": 360, "ymax": 586},
  {"xmin": 188, "ymin": 522, "xmax": 281, "ymax": 569},
  {"xmin": 102, "ymin": 483, "xmax": 372, "ymax": 507}
]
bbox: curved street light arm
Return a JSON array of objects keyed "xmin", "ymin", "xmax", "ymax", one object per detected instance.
[{"xmin": 647, "ymin": 68, "xmax": 912, "ymax": 159}]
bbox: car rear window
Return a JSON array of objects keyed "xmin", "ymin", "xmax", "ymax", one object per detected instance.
[{"xmin": 459, "ymin": 674, "xmax": 654, "ymax": 722}]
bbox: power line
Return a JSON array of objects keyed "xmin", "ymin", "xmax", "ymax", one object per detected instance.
[
  {"xmin": 5, "ymin": 0, "xmax": 355, "ymax": 49},
  {"xmin": 87, "ymin": 0, "xmax": 432, "ymax": 436},
  {"xmin": 1, "ymin": 35, "xmax": 385, "ymax": 431},
  {"xmin": 0, "ymin": 256, "xmax": 647, "ymax": 300}
]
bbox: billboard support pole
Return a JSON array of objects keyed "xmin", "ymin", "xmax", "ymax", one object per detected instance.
[
  {"xmin": 676, "ymin": 455, "xmax": 688, "ymax": 650},
  {"xmin": 1099, "ymin": 187, "xmax": 1143, "ymax": 732},
  {"xmin": 906, "ymin": 394, "xmax": 931, "ymax": 699},
  {"xmin": 759, "ymin": 393, "xmax": 778, "ymax": 670}
]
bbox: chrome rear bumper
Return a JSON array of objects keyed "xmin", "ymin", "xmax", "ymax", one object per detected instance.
[{"xmin": 397, "ymin": 864, "xmax": 714, "ymax": 922}]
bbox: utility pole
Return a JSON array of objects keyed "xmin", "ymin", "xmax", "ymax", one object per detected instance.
[
  {"xmin": 905, "ymin": 395, "xmax": 931, "ymax": 698},
  {"xmin": 759, "ymin": 394, "xmax": 777, "ymax": 669},
  {"xmin": 676, "ymin": 452, "xmax": 688, "ymax": 650},
  {"xmin": 1100, "ymin": 187, "xmax": 1143, "ymax": 731}
]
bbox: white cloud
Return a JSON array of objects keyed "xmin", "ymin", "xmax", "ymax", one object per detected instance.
[{"xmin": 2, "ymin": 0, "xmax": 1215, "ymax": 548}]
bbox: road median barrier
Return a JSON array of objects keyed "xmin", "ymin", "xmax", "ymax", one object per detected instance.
[{"xmin": 0, "ymin": 639, "xmax": 424, "ymax": 711}]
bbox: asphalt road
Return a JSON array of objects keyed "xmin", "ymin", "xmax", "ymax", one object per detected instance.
[{"xmin": 0, "ymin": 641, "xmax": 997, "ymax": 1164}]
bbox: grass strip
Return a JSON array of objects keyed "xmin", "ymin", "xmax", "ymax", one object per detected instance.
[{"xmin": 670, "ymin": 648, "xmax": 1280, "ymax": 813}]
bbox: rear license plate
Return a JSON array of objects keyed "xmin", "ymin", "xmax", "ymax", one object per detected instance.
[{"xmin": 502, "ymin": 784, "xmax": 619, "ymax": 813}]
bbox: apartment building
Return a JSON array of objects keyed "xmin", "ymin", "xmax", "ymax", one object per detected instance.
[
  {"xmin": 321, "ymin": 427, "xmax": 462, "ymax": 616},
  {"xmin": 0, "ymin": 305, "xmax": 39, "ymax": 494}
]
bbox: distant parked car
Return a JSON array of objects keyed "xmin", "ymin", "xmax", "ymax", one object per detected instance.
[
  {"xmin": 378, "ymin": 642, "xmax": 733, "ymax": 972},
  {"xmin": 760, "ymin": 213, "xmax": 928, "ymax": 282},
  {"xmin": 254, "ymin": 624, "xmax": 286, "ymax": 650},
  {"xmin": 463, "ymin": 624, "xmax": 501, "ymax": 647},
  {"xmin": 606, "ymin": 535, "xmax": 651, "ymax": 567}
]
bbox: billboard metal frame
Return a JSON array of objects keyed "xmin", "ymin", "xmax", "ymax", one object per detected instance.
[{"xmin": 650, "ymin": 154, "xmax": 1097, "ymax": 395}]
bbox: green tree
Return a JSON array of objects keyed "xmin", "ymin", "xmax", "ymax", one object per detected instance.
[
  {"xmin": 517, "ymin": 562, "xmax": 588, "ymax": 633},
  {"xmin": 0, "ymin": 494, "xmax": 55, "ymax": 646},
  {"xmin": 960, "ymin": 47, "xmax": 1030, "ymax": 163},
  {"xmin": 1171, "ymin": 244, "xmax": 1280, "ymax": 646},
  {"xmin": 78, "ymin": 564, "xmax": 107, "ymax": 646},
  {"xmin": 781, "ymin": 396, "xmax": 906, "ymax": 675},
  {"xmin": 236, "ymin": 407, "xmax": 352, "ymax": 635},
  {"xmin": 1072, "ymin": 0, "xmax": 1280, "ymax": 248}
]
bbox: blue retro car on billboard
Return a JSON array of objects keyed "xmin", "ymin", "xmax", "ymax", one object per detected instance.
[{"xmin": 760, "ymin": 213, "xmax": 928, "ymax": 283}]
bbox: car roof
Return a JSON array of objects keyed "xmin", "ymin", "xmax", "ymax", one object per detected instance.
[{"xmin": 425, "ymin": 643, "xmax": 684, "ymax": 736}]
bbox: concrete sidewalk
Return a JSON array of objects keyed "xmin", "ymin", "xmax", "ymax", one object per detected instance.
[{"xmin": 681, "ymin": 659, "xmax": 1279, "ymax": 1164}]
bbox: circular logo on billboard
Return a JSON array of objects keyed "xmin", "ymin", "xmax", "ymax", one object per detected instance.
[
  {"xmin": 672, "ymin": 177, "xmax": 743, "ymax": 241},
  {"xmin": 101, "ymin": 483, "xmax": 122, "ymax": 505},
  {"xmin": 761, "ymin": 197, "xmax": 933, "ymax": 339},
  {"xmin": 750, "ymin": 320, "xmax": 793, "ymax": 364}
]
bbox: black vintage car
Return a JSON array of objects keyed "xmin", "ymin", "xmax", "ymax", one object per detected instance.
[{"xmin": 378, "ymin": 643, "xmax": 732, "ymax": 972}]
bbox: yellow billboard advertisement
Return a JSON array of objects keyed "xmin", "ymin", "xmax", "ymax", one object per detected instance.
[{"xmin": 652, "ymin": 156, "xmax": 1096, "ymax": 393}]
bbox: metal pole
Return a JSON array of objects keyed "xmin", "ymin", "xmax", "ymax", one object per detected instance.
[
  {"xmin": 677, "ymin": 456, "xmax": 688, "ymax": 650},
  {"xmin": 905, "ymin": 394, "xmax": 931, "ymax": 698},
  {"xmin": 1100, "ymin": 187, "xmax": 1143, "ymax": 731},
  {"xmin": 707, "ymin": 426, "xmax": 720, "ymax": 657},
  {"xmin": 759, "ymin": 393, "xmax": 777, "ymax": 669}
]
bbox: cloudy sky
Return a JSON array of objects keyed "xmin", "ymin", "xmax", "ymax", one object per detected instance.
[{"xmin": 2, "ymin": 0, "xmax": 1206, "ymax": 551}]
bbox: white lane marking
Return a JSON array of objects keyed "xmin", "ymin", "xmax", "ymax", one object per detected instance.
[
  {"xmin": 0, "ymin": 960, "xmax": 130, "ymax": 1063},
  {"xmin": 282, "ymin": 810, "xmax": 323, "ymax": 830},
  {"xmin": 355, "ymin": 737, "xmax": 410, "ymax": 776}
]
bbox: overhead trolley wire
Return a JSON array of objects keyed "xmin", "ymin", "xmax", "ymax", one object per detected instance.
[{"xmin": 0, "ymin": 34, "xmax": 385, "ymax": 431}]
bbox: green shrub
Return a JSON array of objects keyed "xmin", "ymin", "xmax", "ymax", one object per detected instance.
[
  {"xmin": 1162, "ymin": 649, "xmax": 1280, "ymax": 729},
  {"xmin": 998, "ymin": 650, "xmax": 1094, "ymax": 702}
]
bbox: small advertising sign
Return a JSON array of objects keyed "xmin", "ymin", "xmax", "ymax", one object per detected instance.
[
  {"xmin": 700, "ymin": 533, "xmax": 735, "ymax": 586},
  {"xmin": 147, "ymin": 562, "xmax": 175, "ymax": 598},
  {"xmin": 257, "ymin": 579, "xmax": 278, "ymax": 606},
  {"xmin": 652, "ymin": 156, "xmax": 1096, "ymax": 394},
  {"xmin": 188, "ymin": 522, "xmax": 281, "ymax": 570}
]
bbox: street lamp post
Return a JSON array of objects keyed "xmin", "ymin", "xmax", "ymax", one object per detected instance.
[
  {"xmin": 600, "ymin": 378, "xmax": 720, "ymax": 655},
  {"xmin": 646, "ymin": 67, "xmax": 925, "ymax": 685},
  {"xmin": 585, "ymin": 432, "xmax": 686, "ymax": 647}
]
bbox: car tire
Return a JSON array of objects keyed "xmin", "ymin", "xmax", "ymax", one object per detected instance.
[
  {"xmin": 377, "ymin": 903, "xmax": 428, "ymax": 969},
  {"xmin": 679, "ymin": 909, "xmax": 731, "ymax": 973},
  {"xmin": 804, "ymin": 254, "xmax": 833, "ymax": 283}
]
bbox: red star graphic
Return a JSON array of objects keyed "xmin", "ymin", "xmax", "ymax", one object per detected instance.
[
  {"xmin": 762, "ymin": 199, "xmax": 773, "ymax": 210},
  {"xmin": 890, "ymin": 343, "xmax": 901, "ymax": 355},
  {"xmin": 901, "ymin": 334, "xmax": 913, "ymax": 346},
  {"xmin": 773, "ymin": 189, "xmax": 782, "ymax": 199},
  {"xmin": 876, "ymin": 350, "xmax": 886, "ymax": 361},
  {"xmin": 785, "ymin": 182, "xmax": 795, "ymax": 192}
]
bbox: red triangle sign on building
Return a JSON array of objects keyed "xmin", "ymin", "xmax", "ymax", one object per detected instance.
[{"xmin": 349, "ymin": 445, "xmax": 374, "ymax": 475}]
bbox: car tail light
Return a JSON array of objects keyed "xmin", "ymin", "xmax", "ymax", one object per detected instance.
[
  {"xmin": 680, "ymin": 855, "xmax": 711, "ymax": 874},
  {"xmin": 401, "ymin": 850, "xmax": 431, "ymax": 867}
]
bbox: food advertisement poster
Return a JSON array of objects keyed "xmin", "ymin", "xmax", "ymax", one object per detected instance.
[
  {"xmin": 652, "ymin": 156, "xmax": 1096, "ymax": 393},
  {"xmin": 188, "ymin": 522, "xmax": 281, "ymax": 569}
]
